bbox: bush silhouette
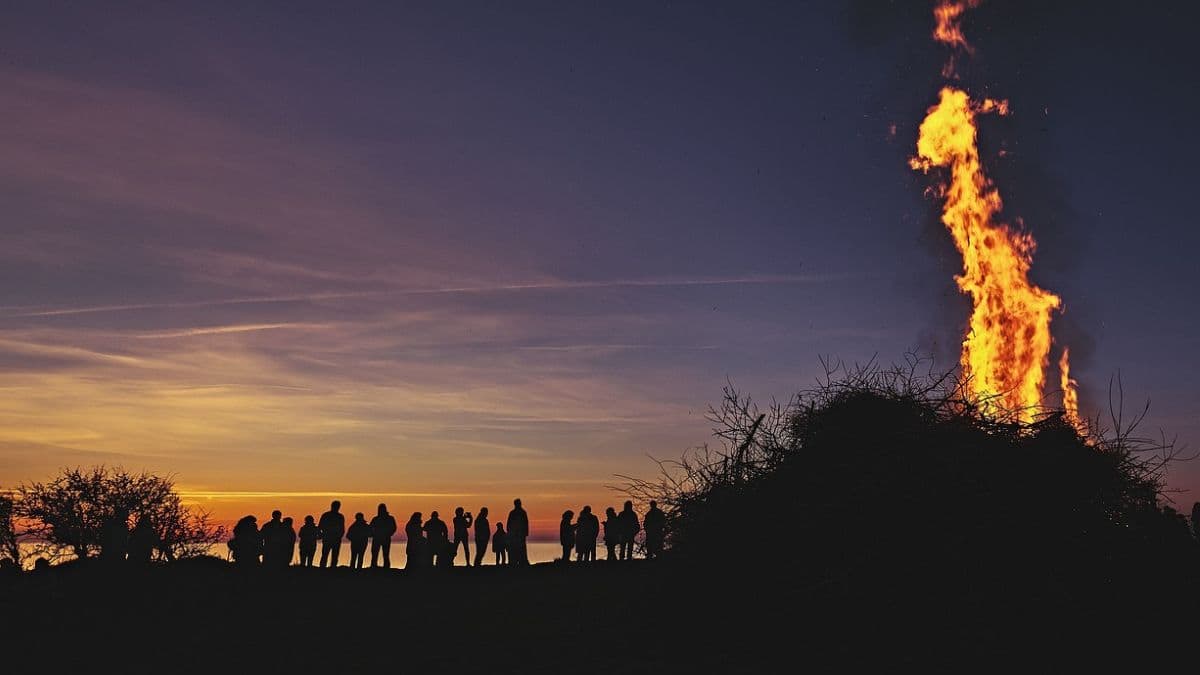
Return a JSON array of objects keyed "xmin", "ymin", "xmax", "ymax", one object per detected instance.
[{"xmin": 621, "ymin": 357, "xmax": 1193, "ymax": 593}]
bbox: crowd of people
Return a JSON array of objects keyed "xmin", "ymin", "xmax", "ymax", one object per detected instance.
[{"xmin": 226, "ymin": 498, "xmax": 667, "ymax": 569}]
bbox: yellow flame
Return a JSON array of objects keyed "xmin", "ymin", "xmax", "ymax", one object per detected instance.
[
  {"xmin": 1059, "ymin": 347, "xmax": 1084, "ymax": 432},
  {"xmin": 912, "ymin": 87, "xmax": 1062, "ymax": 422}
]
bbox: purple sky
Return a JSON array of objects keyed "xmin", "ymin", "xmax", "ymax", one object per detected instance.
[{"xmin": 2, "ymin": 1, "xmax": 1197, "ymax": 524}]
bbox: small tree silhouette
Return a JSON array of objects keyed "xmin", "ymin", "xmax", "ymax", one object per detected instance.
[{"xmin": 15, "ymin": 466, "xmax": 224, "ymax": 562}]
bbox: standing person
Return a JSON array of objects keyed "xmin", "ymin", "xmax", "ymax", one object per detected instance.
[
  {"xmin": 506, "ymin": 498, "xmax": 530, "ymax": 566},
  {"xmin": 259, "ymin": 510, "xmax": 284, "ymax": 567},
  {"xmin": 493, "ymin": 523, "xmax": 508, "ymax": 566},
  {"xmin": 575, "ymin": 506, "xmax": 598, "ymax": 562},
  {"xmin": 127, "ymin": 514, "xmax": 159, "ymax": 565},
  {"xmin": 318, "ymin": 500, "xmax": 345, "ymax": 568},
  {"xmin": 452, "ymin": 507, "xmax": 474, "ymax": 566},
  {"xmin": 100, "ymin": 508, "xmax": 130, "ymax": 564},
  {"xmin": 473, "ymin": 507, "xmax": 491, "ymax": 567},
  {"xmin": 405, "ymin": 513, "xmax": 426, "ymax": 570},
  {"xmin": 602, "ymin": 507, "xmax": 619, "ymax": 562},
  {"xmin": 559, "ymin": 510, "xmax": 576, "ymax": 564},
  {"xmin": 618, "ymin": 501, "xmax": 640, "ymax": 561},
  {"xmin": 280, "ymin": 517, "xmax": 297, "ymax": 567},
  {"xmin": 346, "ymin": 513, "xmax": 371, "ymax": 569},
  {"xmin": 643, "ymin": 500, "xmax": 666, "ymax": 560},
  {"xmin": 298, "ymin": 515, "xmax": 320, "ymax": 567},
  {"xmin": 230, "ymin": 515, "xmax": 260, "ymax": 566},
  {"xmin": 423, "ymin": 511, "xmax": 449, "ymax": 567},
  {"xmin": 370, "ymin": 503, "xmax": 397, "ymax": 568}
]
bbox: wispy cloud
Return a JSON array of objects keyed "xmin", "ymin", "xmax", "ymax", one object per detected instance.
[
  {"xmin": 134, "ymin": 323, "xmax": 324, "ymax": 339},
  {"xmin": 2, "ymin": 273, "xmax": 839, "ymax": 318}
]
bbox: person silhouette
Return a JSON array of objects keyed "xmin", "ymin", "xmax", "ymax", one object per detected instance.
[
  {"xmin": 643, "ymin": 500, "xmax": 666, "ymax": 560},
  {"xmin": 423, "ymin": 511, "xmax": 449, "ymax": 567},
  {"xmin": 281, "ymin": 517, "xmax": 297, "ymax": 567},
  {"xmin": 318, "ymin": 501, "xmax": 345, "ymax": 568},
  {"xmin": 452, "ymin": 507, "xmax": 474, "ymax": 566},
  {"xmin": 127, "ymin": 514, "xmax": 158, "ymax": 565},
  {"xmin": 575, "ymin": 506, "xmax": 598, "ymax": 562},
  {"xmin": 493, "ymin": 522, "xmax": 508, "ymax": 566},
  {"xmin": 618, "ymin": 501, "xmax": 640, "ymax": 561},
  {"xmin": 506, "ymin": 499, "xmax": 530, "ymax": 566},
  {"xmin": 1190, "ymin": 502, "xmax": 1200, "ymax": 540},
  {"xmin": 559, "ymin": 510, "xmax": 576, "ymax": 564},
  {"xmin": 405, "ymin": 512, "xmax": 426, "ymax": 569},
  {"xmin": 298, "ymin": 515, "xmax": 320, "ymax": 567},
  {"xmin": 230, "ymin": 515, "xmax": 260, "ymax": 566},
  {"xmin": 347, "ymin": 513, "xmax": 371, "ymax": 569},
  {"xmin": 602, "ymin": 507, "xmax": 619, "ymax": 562},
  {"xmin": 370, "ymin": 503, "xmax": 397, "ymax": 568},
  {"xmin": 260, "ymin": 510, "xmax": 284, "ymax": 568},
  {"xmin": 473, "ymin": 507, "xmax": 490, "ymax": 567},
  {"xmin": 100, "ymin": 507, "xmax": 130, "ymax": 564}
]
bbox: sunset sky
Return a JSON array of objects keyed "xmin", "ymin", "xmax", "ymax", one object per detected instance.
[{"xmin": 2, "ymin": 2, "xmax": 1197, "ymax": 535}]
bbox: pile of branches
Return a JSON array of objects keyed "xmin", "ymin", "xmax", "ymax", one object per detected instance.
[{"xmin": 619, "ymin": 355, "xmax": 1191, "ymax": 588}]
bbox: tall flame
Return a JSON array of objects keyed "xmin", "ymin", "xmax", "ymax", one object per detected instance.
[
  {"xmin": 911, "ymin": 88, "xmax": 1060, "ymax": 421},
  {"xmin": 913, "ymin": 0, "xmax": 1082, "ymax": 425}
]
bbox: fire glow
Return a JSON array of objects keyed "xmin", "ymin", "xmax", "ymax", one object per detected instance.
[{"xmin": 912, "ymin": 1, "xmax": 1082, "ymax": 427}]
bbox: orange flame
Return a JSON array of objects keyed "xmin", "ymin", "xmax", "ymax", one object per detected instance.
[
  {"xmin": 933, "ymin": 0, "xmax": 980, "ymax": 51},
  {"xmin": 1059, "ymin": 347, "xmax": 1084, "ymax": 432},
  {"xmin": 911, "ymin": 87, "xmax": 1062, "ymax": 422},
  {"xmin": 933, "ymin": 0, "xmax": 981, "ymax": 77}
]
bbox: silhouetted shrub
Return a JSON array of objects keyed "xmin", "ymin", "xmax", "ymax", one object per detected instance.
[{"xmin": 15, "ymin": 466, "xmax": 224, "ymax": 562}]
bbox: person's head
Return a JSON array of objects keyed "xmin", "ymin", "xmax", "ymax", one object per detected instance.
[
  {"xmin": 304, "ymin": 515, "xmax": 315, "ymax": 525},
  {"xmin": 430, "ymin": 511, "xmax": 439, "ymax": 520},
  {"xmin": 606, "ymin": 507, "xmax": 616, "ymax": 518},
  {"xmin": 514, "ymin": 498, "xmax": 522, "ymax": 508},
  {"xmin": 649, "ymin": 500, "xmax": 658, "ymax": 510},
  {"xmin": 455, "ymin": 506, "xmax": 464, "ymax": 516},
  {"xmin": 496, "ymin": 523, "xmax": 505, "ymax": 532},
  {"xmin": 409, "ymin": 512, "xmax": 422, "ymax": 524},
  {"xmin": 272, "ymin": 509, "xmax": 282, "ymax": 521},
  {"xmin": 582, "ymin": 505, "xmax": 591, "ymax": 515},
  {"xmin": 623, "ymin": 500, "xmax": 633, "ymax": 511},
  {"xmin": 330, "ymin": 500, "xmax": 341, "ymax": 512},
  {"xmin": 480, "ymin": 506, "xmax": 489, "ymax": 517},
  {"xmin": 283, "ymin": 517, "xmax": 293, "ymax": 527},
  {"xmin": 354, "ymin": 512, "xmax": 365, "ymax": 522},
  {"xmin": 378, "ymin": 503, "xmax": 388, "ymax": 516},
  {"xmin": 562, "ymin": 510, "xmax": 573, "ymax": 520}
]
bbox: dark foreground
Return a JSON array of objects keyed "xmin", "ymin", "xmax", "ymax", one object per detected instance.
[{"xmin": 1, "ymin": 557, "xmax": 1196, "ymax": 672}]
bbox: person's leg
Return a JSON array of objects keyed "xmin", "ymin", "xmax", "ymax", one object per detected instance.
[
  {"xmin": 320, "ymin": 542, "xmax": 329, "ymax": 567},
  {"xmin": 371, "ymin": 541, "xmax": 380, "ymax": 567},
  {"xmin": 382, "ymin": 540, "xmax": 390, "ymax": 568},
  {"xmin": 331, "ymin": 541, "xmax": 341, "ymax": 567},
  {"xmin": 462, "ymin": 539, "xmax": 470, "ymax": 566}
]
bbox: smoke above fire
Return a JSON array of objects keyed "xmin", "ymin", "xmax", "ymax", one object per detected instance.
[{"xmin": 911, "ymin": 1, "xmax": 1082, "ymax": 427}]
